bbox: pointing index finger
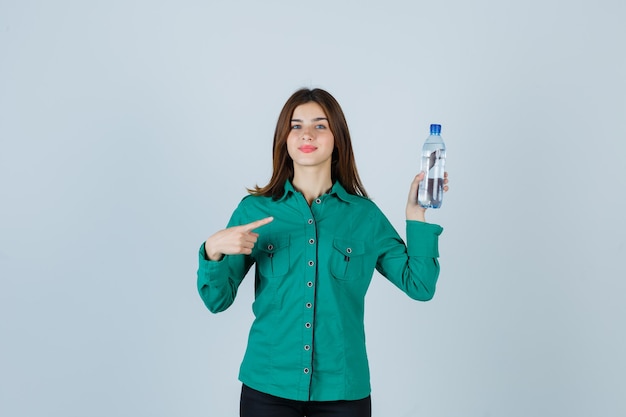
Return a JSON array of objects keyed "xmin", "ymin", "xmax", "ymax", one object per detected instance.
[{"xmin": 242, "ymin": 216, "xmax": 274, "ymax": 232}]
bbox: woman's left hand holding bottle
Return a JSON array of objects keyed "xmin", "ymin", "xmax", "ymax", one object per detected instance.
[{"xmin": 405, "ymin": 172, "xmax": 449, "ymax": 221}]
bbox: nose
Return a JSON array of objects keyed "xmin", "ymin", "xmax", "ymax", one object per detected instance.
[{"xmin": 300, "ymin": 127, "xmax": 314, "ymax": 141}]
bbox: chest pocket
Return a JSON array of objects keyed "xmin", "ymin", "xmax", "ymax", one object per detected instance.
[
  {"xmin": 256, "ymin": 234, "xmax": 290, "ymax": 278},
  {"xmin": 330, "ymin": 238, "xmax": 366, "ymax": 280}
]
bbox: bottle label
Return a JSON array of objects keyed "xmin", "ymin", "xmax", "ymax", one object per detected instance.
[{"xmin": 418, "ymin": 148, "xmax": 445, "ymax": 208}]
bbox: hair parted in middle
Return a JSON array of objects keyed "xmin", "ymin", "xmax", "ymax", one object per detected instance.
[{"xmin": 249, "ymin": 88, "xmax": 368, "ymax": 200}]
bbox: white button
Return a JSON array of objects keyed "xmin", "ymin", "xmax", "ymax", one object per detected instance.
[
  {"xmin": 306, "ymin": 302, "xmax": 312, "ymax": 308},
  {"xmin": 305, "ymin": 322, "xmax": 311, "ymax": 328},
  {"xmin": 308, "ymin": 260, "xmax": 314, "ymax": 266},
  {"xmin": 346, "ymin": 248, "xmax": 352, "ymax": 254},
  {"xmin": 304, "ymin": 368, "xmax": 310, "ymax": 374},
  {"xmin": 309, "ymin": 239, "xmax": 315, "ymax": 244},
  {"xmin": 308, "ymin": 219, "xmax": 314, "ymax": 224},
  {"xmin": 315, "ymin": 198, "xmax": 321, "ymax": 204},
  {"xmin": 304, "ymin": 345, "xmax": 311, "ymax": 351},
  {"xmin": 306, "ymin": 281, "xmax": 313, "ymax": 287},
  {"xmin": 267, "ymin": 244, "xmax": 274, "ymax": 250}
]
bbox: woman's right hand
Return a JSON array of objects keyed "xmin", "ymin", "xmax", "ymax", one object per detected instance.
[{"xmin": 204, "ymin": 217, "xmax": 274, "ymax": 261}]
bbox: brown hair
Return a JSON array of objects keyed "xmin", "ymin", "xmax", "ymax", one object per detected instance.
[{"xmin": 249, "ymin": 88, "xmax": 368, "ymax": 199}]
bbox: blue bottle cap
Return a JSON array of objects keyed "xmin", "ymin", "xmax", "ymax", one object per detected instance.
[{"xmin": 430, "ymin": 124, "xmax": 442, "ymax": 135}]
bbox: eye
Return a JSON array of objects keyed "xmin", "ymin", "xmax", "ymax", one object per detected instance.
[
  {"xmin": 291, "ymin": 124, "xmax": 301, "ymax": 130},
  {"xmin": 315, "ymin": 124, "xmax": 327, "ymax": 129}
]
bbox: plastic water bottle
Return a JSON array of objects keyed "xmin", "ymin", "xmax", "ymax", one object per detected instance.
[{"xmin": 418, "ymin": 124, "xmax": 446, "ymax": 208}]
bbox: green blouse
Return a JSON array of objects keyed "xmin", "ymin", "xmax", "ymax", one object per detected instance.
[{"xmin": 197, "ymin": 180, "xmax": 443, "ymax": 401}]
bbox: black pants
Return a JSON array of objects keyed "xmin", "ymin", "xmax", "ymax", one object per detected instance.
[{"xmin": 240, "ymin": 384, "xmax": 372, "ymax": 417}]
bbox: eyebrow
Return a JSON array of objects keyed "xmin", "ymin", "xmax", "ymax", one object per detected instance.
[{"xmin": 290, "ymin": 117, "xmax": 329, "ymax": 123}]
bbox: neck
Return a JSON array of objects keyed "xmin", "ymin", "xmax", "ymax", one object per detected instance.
[{"xmin": 292, "ymin": 166, "xmax": 333, "ymax": 205}]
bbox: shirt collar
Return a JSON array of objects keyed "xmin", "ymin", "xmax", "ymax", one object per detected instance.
[
  {"xmin": 328, "ymin": 181, "xmax": 355, "ymax": 203},
  {"xmin": 278, "ymin": 179, "xmax": 357, "ymax": 204},
  {"xmin": 277, "ymin": 180, "xmax": 296, "ymax": 202}
]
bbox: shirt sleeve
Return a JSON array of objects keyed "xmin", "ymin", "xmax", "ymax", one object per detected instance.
[
  {"xmin": 196, "ymin": 201, "xmax": 255, "ymax": 313},
  {"xmin": 375, "ymin": 213, "xmax": 443, "ymax": 301}
]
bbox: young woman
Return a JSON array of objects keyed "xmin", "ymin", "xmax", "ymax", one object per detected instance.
[{"xmin": 197, "ymin": 88, "xmax": 448, "ymax": 417}]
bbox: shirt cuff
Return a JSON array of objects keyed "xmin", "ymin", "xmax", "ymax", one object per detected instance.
[
  {"xmin": 198, "ymin": 243, "xmax": 229, "ymax": 285},
  {"xmin": 406, "ymin": 220, "xmax": 443, "ymax": 258}
]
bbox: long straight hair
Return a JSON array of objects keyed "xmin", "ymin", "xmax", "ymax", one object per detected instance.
[{"xmin": 250, "ymin": 88, "xmax": 368, "ymax": 199}]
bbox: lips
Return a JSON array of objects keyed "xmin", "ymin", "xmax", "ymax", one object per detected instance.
[{"xmin": 299, "ymin": 145, "xmax": 317, "ymax": 153}]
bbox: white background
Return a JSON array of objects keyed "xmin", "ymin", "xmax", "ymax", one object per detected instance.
[{"xmin": 1, "ymin": 1, "xmax": 625, "ymax": 416}]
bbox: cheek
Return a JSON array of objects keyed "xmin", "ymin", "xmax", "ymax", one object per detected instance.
[{"xmin": 286, "ymin": 136, "xmax": 298, "ymax": 157}]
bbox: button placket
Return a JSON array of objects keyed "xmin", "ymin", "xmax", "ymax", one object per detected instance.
[{"xmin": 302, "ymin": 209, "xmax": 317, "ymax": 385}]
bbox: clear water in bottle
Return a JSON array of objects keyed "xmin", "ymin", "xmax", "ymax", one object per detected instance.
[{"xmin": 418, "ymin": 124, "xmax": 446, "ymax": 209}]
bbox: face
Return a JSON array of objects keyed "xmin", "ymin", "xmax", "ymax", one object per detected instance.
[{"xmin": 286, "ymin": 102, "xmax": 335, "ymax": 172}]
